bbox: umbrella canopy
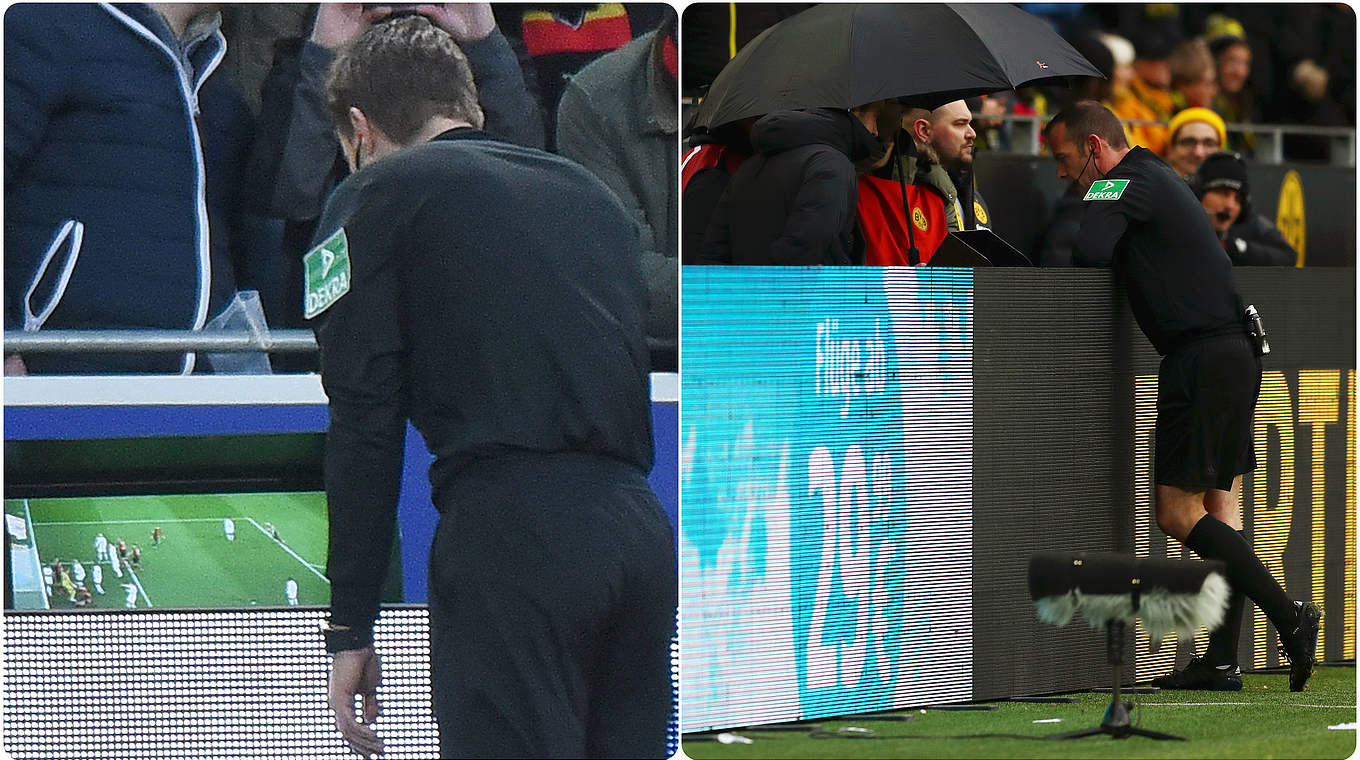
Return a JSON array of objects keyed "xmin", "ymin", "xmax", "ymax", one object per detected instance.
[{"xmin": 691, "ymin": 3, "xmax": 1105, "ymax": 130}]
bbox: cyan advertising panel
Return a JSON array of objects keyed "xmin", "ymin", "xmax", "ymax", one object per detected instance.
[{"xmin": 681, "ymin": 267, "xmax": 975, "ymax": 731}]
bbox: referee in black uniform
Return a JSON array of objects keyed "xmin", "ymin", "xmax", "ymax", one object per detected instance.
[
  {"xmin": 309, "ymin": 16, "xmax": 674, "ymax": 758},
  {"xmin": 1044, "ymin": 101, "xmax": 1321, "ymax": 692}
]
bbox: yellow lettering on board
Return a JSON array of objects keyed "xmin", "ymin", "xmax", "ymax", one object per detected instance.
[
  {"xmin": 1251, "ymin": 371, "xmax": 1295, "ymax": 668},
  {"xmin": 1298, "ymin": 371, "xmax": 1339, "ymax": 659}
]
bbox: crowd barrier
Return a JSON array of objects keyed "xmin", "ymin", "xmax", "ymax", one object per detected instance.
[
  {"xmin": 680, "ymin": 266, "xmax": 1354, "ymax": 732},
  {"xmin": 680, "ymin": 100, "xmax": 1359, "ymax": 168},
  {"xmin": 973, "ymin": 113, "xmax": 1357, "ymax": 167}
]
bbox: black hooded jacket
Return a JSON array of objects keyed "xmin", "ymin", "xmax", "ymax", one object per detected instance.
[
  {"xmin": 699, "ymin": 109, "xmax": 881, "ymax": 265},
  {"xmin": 1221, "ymin": 212, "xmax": 1297, "ymax": 266}
]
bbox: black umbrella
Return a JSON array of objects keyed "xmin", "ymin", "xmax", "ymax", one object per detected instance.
[{"xmin": 691, "ymin": 3, "xmax": 1104, "ymax": 130}]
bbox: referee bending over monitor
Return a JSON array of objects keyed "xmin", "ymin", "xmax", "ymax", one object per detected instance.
[
  {"xmin": 309, "ymin": 15, "xmax": 675, "ymax": 758},
  {"xmin": 1044, "ymin": 100, "xmax": 1321, "ymax": 693}
]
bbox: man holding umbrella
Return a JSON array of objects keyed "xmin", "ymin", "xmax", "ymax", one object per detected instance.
[
  {"xmin": 687, "ymin": 3, "xmax": 1102, "ymax": 264},
  {"xmin": 1045, "ymin": 100, "xmax": 1321, "ymax": 692}
]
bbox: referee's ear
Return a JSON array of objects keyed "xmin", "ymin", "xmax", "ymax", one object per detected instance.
[
  {"xmin": 340, "ymin": 107, "xmax": 382, "ymax": 172},
  {"xmin": 348, "ymin": 108, "xmax": 375, "ymax": 149}
]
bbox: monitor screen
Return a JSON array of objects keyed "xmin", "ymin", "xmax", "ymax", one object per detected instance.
[{"xmin": 6, "ymin": 491, "xmax": 401, "ymax": 611}]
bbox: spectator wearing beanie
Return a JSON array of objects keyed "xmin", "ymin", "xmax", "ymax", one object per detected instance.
[
  {"xmin": 1099, "ymin": 32, "xmax": 1168, "ymax": 154},
  {"xmin": 1165, "ymin": 106, "xmax": 1226, "ymax": 178},
  {"xmin": 1192, "ymin": 152, "xmax": 1296, "ymax": 266},
  {"xmin": 1206, "ymin": 14, "xmax": 1259, "ymax": 154},
  {"xmin": 1206, "ymin": 15, "xmax": 1259, "ymax": 123}
]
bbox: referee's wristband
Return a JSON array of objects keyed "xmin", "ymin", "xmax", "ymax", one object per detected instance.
[{"xmin": 320, "ymin": 621, "xmax": 373, "ymax": 653}]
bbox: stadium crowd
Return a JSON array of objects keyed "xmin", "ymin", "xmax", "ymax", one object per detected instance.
[
  {"xmin": 4, "ymin": 2, "xmax": 677, "ymax": 375},
  {"xmin": 682, "ymin": 3, "xmax": 1354, "ymax": 268}
]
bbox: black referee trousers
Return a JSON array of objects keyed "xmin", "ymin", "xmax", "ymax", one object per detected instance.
[{"xmin": 428, "ymin": 451, "xmax": 676, "ymax": 759}]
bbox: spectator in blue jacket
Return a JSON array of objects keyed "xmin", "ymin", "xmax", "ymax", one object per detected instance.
[{"xmin": 5, "ymin": 3, "xmax": 268, "ymax": 374}]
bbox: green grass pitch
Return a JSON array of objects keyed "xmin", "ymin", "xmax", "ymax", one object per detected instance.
[
  {"xmin": 684, "ymin": 665, "xmax": 1357, "ymax": 759},
  {"xmin": 7, "ymin": 493, "xmax": 332, "ymax": 609}
]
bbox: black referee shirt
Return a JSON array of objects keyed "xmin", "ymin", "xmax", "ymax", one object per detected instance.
[
  {"xmin": 307, "ymin": 129, "xmax": 654, "ymax": 629},
  {"xmin": 1074, "ymin": 147, "xmax": 1244, "ymax": 355}
]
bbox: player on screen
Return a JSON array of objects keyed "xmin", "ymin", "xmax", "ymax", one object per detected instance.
[
  {"xmin": 42, "ymin": 565, "xmax": 53, "ymax": 595},
  {"xmin": 223, "ymin": 518, "xmax": 236, "ymax": 542},
  {"xmin": 286, "ymin": 577, "xmax": 299, "ymax": 606},
  {"xmin": 116, "ymin": 538, "xmax": 128, "ymax": 559},
  {"xmin": 151, "ymin": 527, "xmax": 163, "ymax": 546},
  {"xmin": 130, "ymin": 545, "xmax": 142, "ymax": 570},
  {"xmin": 109, "ymin": 554, "xmax": 123, "ymax": 579},
  {"xmin": 50, "ymin": 559, "xmax": 68, "ymax": 597},
  {"xmin": 122, "ymin": 583, "xmax": 137, "ymax": 608},
  {"xmin": 94, "ymin": 533, "xmax": 109, "ymax": 562},
  {"xmin": 59, "ymin": 568, "xmax": 77, "ymax": 602},
  {"xmin": 91, "ymin": 563, "xmax": 105, "ymax": 594},
  {"xmin": 265, "ymin": 522, "xmax": 281, "ymax": 542},
  {"xmin": 71, "ymin": 559, "xmax": 86, "ymax": 588}
]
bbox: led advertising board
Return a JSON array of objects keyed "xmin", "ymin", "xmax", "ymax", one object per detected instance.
[{"xmin": 681, "ymin": 267, "xmax": 974, "ymax": 731}]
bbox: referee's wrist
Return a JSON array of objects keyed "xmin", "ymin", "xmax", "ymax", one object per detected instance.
[{"xmin": 320, "ymin": 620, "xmax": 373, "ymax": 653}]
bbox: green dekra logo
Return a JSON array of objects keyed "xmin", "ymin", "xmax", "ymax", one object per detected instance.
[
  {"xmin": 303, "ymin": 228, "xmax": 352, "ymax": 318},
  {"xmin": 1083, "ymin": 179, "xmax": 1130, "ymax": 201}
]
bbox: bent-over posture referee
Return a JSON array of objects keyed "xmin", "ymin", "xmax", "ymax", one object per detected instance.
[
  {"xmin": 1045, "ymin": 101, "xmax": 1320, "ymax": 692},
  {"xmin": 309, "ymin": 16, "xmax": 675, "ymax": 758}
]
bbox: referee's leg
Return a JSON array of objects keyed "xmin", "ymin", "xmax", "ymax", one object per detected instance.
[
  {"xmin": 1154, "ymin": 337, "xmax": 1299, "ymax": 642},
  {"xmin": 1198, "ymin": 478, "xmax": 1249, "ymax": 667},
  {"xmin": 585, "ymin": 488, "xmax": 676, "ymax": 759},
  {"xmin": 1157, "ymin": 483, "xmax": 1297, "ymax": 628}
]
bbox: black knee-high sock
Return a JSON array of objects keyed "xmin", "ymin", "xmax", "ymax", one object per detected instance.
[
  {"xmin": 1183, "ymin": 515, "xmax": 1296, "ymax": 632},
  {"xmin": 1203, "ymin": 530, "xmax": 1249, "ymax": 666}
]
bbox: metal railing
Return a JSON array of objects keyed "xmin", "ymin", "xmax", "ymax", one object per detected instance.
[
  {"xmin": 3, "ymin": 329, "xmax": 677, "ymax": 358},
  {"xmin": 4, "ymin": 329, "xmax": 318, "ymax": 355},
  {"xmin": 680, "ymin": 98, "xmax": 1357, "ymax": 167},
  {"xmin": 984, "ymin": 113, "xmax": 1356, "ymax": 167}
]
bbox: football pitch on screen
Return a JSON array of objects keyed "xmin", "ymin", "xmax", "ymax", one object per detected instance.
[
  {"xmin": 7, "ymin": 493, "xmax": 331, "ymax": 609},
  {"xmin": 684, "ymin": 665, "xmax": 1358, "ymax": 759}
]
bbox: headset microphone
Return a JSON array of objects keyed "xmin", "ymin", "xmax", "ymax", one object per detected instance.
[
  {"xmin": 1214, "ymin": 210, "xmax": 1233, "ymax": 222},
  {"xmin": 1076, "ymin": 149, "xmax": 1094, "ymax": 189}
]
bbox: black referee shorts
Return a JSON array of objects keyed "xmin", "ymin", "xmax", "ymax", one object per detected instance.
[
  {"xmin": 427, "ymin": 451, "xmax": 676, "ymax": 759},
  {"xmin": 1155, "ymin": 333, "xmax": 1261, "ymax": 492}
]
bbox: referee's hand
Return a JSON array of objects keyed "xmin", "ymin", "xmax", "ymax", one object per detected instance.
[{"xmin": 330, "ymin": 646, "xmax": 384, "ymax": 757}]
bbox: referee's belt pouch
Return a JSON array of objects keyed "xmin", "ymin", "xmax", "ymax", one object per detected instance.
[{"xmin": 1244, "ymin": 304, "xmax": 1270, "ymax": 356}]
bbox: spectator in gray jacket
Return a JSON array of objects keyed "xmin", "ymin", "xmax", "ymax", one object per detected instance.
[{"xmin": 555, "ymin": 13, "xmax": 677, "ymax": 369}]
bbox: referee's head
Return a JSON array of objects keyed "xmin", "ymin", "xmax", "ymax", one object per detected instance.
[
  {"xmin": 1044, "ymin": 100, "xmax": 1130, "ymax": 194},
  {"xmin": 325, "ymin": 14, "xmax": 486, "ymax": 170}
]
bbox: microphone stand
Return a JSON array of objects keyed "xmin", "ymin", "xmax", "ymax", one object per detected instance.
[{"xmin": 1052, "ymin": 621, "xmax": 1184, "ymax": 741}]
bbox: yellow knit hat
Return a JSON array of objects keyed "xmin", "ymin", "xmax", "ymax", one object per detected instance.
[{"xmin": 1167, "ymin": 107, "xmax": 1226, "ymax": 148}]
